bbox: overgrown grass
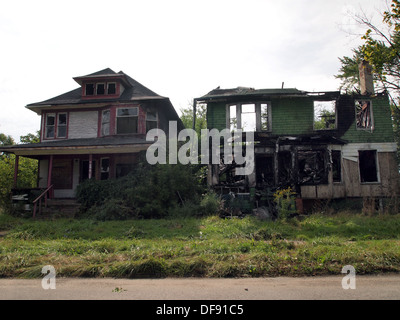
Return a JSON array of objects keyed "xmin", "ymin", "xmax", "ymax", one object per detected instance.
[{"xmin": 0, "ymin": 212, "xmax": 399, "ymax": 278}]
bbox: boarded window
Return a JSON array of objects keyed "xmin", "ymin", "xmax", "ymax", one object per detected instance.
[
  {"xmin": 52, "ymin": 159, "xmax": 73, "ymax": 189},
  {"xmin": 86, "ymin": 83, "xmax": 95, "ymax": 96},
  {"xmin": 331, "ymin": 150, "xmax": 342, "ymax": 183},
  {"xmin": 116, "ymin": 107, "xmax": 138, "ymax": 134},
  {"xmin": 355, "ymin": 100, "xmax": 373, "ymax": 130},
  {"xmin": 359, "ymin": 150, "xmax": 378, "ymax": 183},
  {"xmin": 314, "ymin": 100, "xmax": 336, "ymax": 130}
]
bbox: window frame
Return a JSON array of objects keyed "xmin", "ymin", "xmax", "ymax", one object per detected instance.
[
  {"xmin": 85, "ymin": 83, "xmax": 95, "ymax": 96},
  {"xmin": 355, "ymin": 100, "xmax": 374, "ymax": 131},
  {"xmin": 44, "ymin": 112, "xmax": 68, "ymax": 140},
  {"xmin": 226, "ymin": 101, "xmax": 271, "ymax": 132},
  {"xmin": 96, "ymin": 83, "xmax": 106, "ymax": 95},
  {"xmin": 101, "ymin": 109, "xmax": 111, "ymax": 136},
  {"xmin": 116, "ymin": 106, "xmax": 139, "ymax": 135},
  {"xmin": 107, "ymin": 82, "xmax": 117, "ymax": 95},
  {"xmin": 313, "ymin": 100, "xmax": 337, "ymax": 131},
  {"xmin": 145, "ymin": 111, "xmax": 158, "ymax": 133},
  {"xmin": 358, "ymin": 149, "xmax": 380, "ymax": 184}
]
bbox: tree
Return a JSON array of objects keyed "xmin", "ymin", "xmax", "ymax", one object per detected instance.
[
  {"xmin": 180, "ymin": 102, "xmax": 207, "ymax": 136},
  {"xmin": 336, "ymin": 0, "xmax": 400, "ymax": 108},
  {"xmin": 0, "ymin": 132, "xmax": 39, "ymax": 209}
]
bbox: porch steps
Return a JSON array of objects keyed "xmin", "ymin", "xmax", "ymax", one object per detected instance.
[{"xmin": 39, "ymin": 199, "xmax": 80, "ymax": 217}]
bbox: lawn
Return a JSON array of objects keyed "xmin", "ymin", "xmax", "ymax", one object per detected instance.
[{"xmin": 0, "ymin": 212, "xmax": 399, "ymax": 278}]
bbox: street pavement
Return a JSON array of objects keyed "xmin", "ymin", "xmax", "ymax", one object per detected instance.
[{"xmin": 0, "ymin": 274, "xmax": 399, "ymax": 300}]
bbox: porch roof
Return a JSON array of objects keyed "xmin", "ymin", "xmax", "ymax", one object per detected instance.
[{"xmin": 0, "ymin": 135, "xmax": 152, "ymax": 157}]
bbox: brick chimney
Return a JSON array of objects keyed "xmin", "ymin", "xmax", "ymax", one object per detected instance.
[{"xmin": 359, "ymin": 60, "xmax": 374, "ymax": 95}]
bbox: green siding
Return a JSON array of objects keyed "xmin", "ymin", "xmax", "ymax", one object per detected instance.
[
  {"xmin": 340, "ymin": 95, "xmax": 394, "ymax": 143},
  {"xmin": 270, "ymin": 98, "xmax": 314, "ymax": 135},
  {"xmin": 206, "ymin": 102, "xmax": 226, "ymax": 131},
  {"xmin": 205, "ymin": 94, "xmax": 394, "ymax": 143}
]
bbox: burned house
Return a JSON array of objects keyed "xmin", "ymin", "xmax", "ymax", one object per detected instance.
[{"xmin": 195, "ymin": 63, "xmax": 399, "ymax": 210}]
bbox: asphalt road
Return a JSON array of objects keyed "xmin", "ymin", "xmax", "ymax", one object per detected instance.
[{"xmin": 1, "ymin": 275, "xmax": 400, "ymax": 300}]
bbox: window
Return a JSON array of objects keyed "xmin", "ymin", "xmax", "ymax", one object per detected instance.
[
  {"xmin": 45, "ymin": 114, "xmax": 55, "ymax": 139},
  {"xmin": 100, "ymin": 158, "xmax": 110, "ymax": 180},
  {"xmin": 101, "ymin": 110, "xmax": 110, "ymax": 136},
  {"xmin": 107, "ymin": 83, "xmax": 116, "ymax": 95},
  {"xmin": 57, "ymin": 113, "xmax": 67, "ymax": 138},
  {"xmin": 359, "ymin": 150, "xmax": 378, "ymax": 183},
  {"xmin": 241, "ymin": 104, "xmax": 256, "ymax": 132},
  {"xmin": 146, "ymin": 111, "xmax": 158, "ymax": 133},
  {"xmin": 355, "ymin": 100, "xmax": 373, "ymax": 130},
  {"xmin": 331, "ymin": 150, "xmax": 342, "ymax": 183},
  {"xmin": 314, "ymin": 100, "xmax": 336, "ymax": 130},
  {"xmin": 116, "ymin": 107, "xmax": 138, "ymax": 134},
  {"xmin": 96, "ymin": 83, "xmax": 105, "ymax": 95},
  {"xmin": 297, "ymin": 150, "xmax": 328, "ymax": 185},
  {"xmin": 85, "ymin": 83, "xmax": 95, "ymax": 96},
  {"xmin": 228, "ymin": 102, "xmax": 270, "ymax": 132}
]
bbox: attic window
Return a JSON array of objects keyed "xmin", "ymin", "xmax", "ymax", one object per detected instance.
[
  {"xmin": 355, "ymin": 100, "xmax": 373, "ymax": 130},
  {"xmin": 107, "ymin": 83, "xmax": 116, "ymax": 95},
  {"xmin": 96, "ymin": 83, "xmax": 105, "ymax": 95},
  {"xmin": 85, "ymin": 84, "xmax": 95, "ymax": 96},
  {"xmin": 314, "ymin": 100, "xmax": 336, "ymax": 130}
]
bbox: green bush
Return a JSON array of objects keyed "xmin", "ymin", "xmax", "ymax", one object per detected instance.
[{"xmin": 75, "ymin": 162, "xmax": 204, "ymax": 219}]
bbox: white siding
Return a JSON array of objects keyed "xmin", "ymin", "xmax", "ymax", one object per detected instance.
[{"xmin": 68, "ymin": 111, "xmax": 98, "ymax": 139}]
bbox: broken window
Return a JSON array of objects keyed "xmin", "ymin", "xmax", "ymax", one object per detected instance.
[
  {"xmin": 359, "ymin": 150, "xmax": 378, "ymax": 183},
  {"xmin": 96, "ymin": 83, "xmax": 105, "ymax": 95},
  {"xmin": 101, "ymin": 110, "xmax": 110, "ymax": 136},
  {"xmin": 261, "ymin": 103, "xmax": 269, "ymax": 131},
  {"xmin": 314, "ymin": 100, "xmax": 336, "ymax": 130},
  {"xmin": 228, "ymin": 102, "xmax": 270, "ymax": 132},
  {"xmin": 241, "ymin": 104, "xmax": 256, "ymax": 132},
  {"xmin": 278, "ymin": 151, "xmax": 292, "ymax": 185},
  {"xmin": 116, "ymin": 107, "xmax": 138, "ymax": 134},
  {"xmin": 57, "ymin": 113, "xmax": 67, "ymax": 138},
  {"xmin": 45, "ymin": 114, "xmax": 55, "ymax": 139},
  {"xmin": 331, "ymin": 150, "xmax": 342, "ymax": 183},
  {"xmin": 297, "ymin": 150, "xmax": 328, "ymax": 185},
  {"xmin": 355, "ymin": 100, "xmax": 373, "ymax": 130},
  {"xmin": 229, "ymin": 105, "xmax": 237, "ymax": 131},
  {"xmin": 100, "ymin": 158, "xmax": 110, "ymax": 180},
  {"xmin": 256, "ymin": 155, "xmax": 274, "ymax": 187},
  {"xmin": 116, "ymin": 163, "xmax": 135, "ymax": 178},
  {"xmin": 146, "ymin": 111, "xmax": 158, "ymax": 133},
  {"xmin": 107, "ymin": 83, "xmax": 116, "ymax": 95},
  {"xmin": 85, "ymin": 83, "xmax": 95, "ymax": 96}
]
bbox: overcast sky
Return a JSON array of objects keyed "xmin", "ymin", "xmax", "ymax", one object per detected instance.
[{"xmin": 0, "ymin": 0, "xmax": 389, "ymax": 141}]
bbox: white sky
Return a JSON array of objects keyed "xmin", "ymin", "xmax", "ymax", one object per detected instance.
[{"xmin": 0, "ymin": 0, "xmax": 389, "ymax": 141}]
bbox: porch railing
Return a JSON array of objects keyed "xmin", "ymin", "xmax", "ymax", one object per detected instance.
[{"xmin": 32, "ymin": 185, "xmax": 53, "ymax": 218}]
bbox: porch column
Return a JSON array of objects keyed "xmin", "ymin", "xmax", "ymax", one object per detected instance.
[
  {"xmin": 88, "ymin": 154, "xmax": 93, "ymax": 179},
  {"xmin": 48, "ymin": 155, "xmax": 53, "ymax": 198},
  {"xmin": 13, "ymin": 155, "xmax": 19, "ymax": 188}
]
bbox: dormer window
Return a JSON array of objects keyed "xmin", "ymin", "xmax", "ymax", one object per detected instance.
[
  {"xmin": 107, "ymin": 83, "xmax": 116, "ymax": 95},
  {"xmin": 96, "ymin": 83, "xmax": 105, "ymax": 95},
  {"xmin": 85, "ymin": 83, "xmax": 95, "ymax": 96}
]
